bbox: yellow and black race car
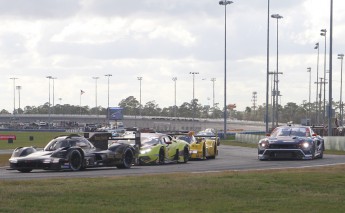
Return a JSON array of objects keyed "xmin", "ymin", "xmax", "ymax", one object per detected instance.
[{"xmin": 170, "ymin": 131, "xmax": 218, "ymax": 160}]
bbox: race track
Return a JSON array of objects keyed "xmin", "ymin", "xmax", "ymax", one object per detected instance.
[{"xmin": 1, "ymin": 145, "xmax": 345, "ymax": 180}]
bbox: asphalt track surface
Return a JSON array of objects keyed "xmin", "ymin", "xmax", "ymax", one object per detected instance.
[{"xmin": 1, "ymin": 145, "xmax": 345, "ymax": 180}]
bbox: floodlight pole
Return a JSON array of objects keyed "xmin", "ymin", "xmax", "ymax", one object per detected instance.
[
  {"xmin": 92, "ymin": 77, "xmax": 99, "ymax": 115},
  {"xmin": 9, "ymin": 77, "xmax": 18, "ymax": 115},
  {"xmin": 307, "ymin": 67, "xmax": 311, "ymax": 118},
  {"xmin": 328, "ymin": 0, "xmax": 333, "ymax": 136},
  {"xmin": 314, "ymin": 42, "xmax": 320, "ymax": 124},
  {"xmin": 338, "ymin": 54, "xmax": 344, "ymax": 126},
  {"xmin": 172, "ymin": 77, "xmax": 177, "ymax": 117},
  {"xmin": 137, "ymin": 77, "xmax": 143, "ymax": 116},
  {"xmin": 265, "ymin": 0, "xmax": 270, "ymax": 133},
  {"xmin": 219, "ymin": 0, "xmax": 233, "ymax": 138},
  {"xmin": 105, "ymin": 74, "xmax": 112, "ymax": 123},
  {"xmin": 271, "ymin": 13, "xmax": 283, "ymax": 127},
  {"xmin": 320, "ymin": 29, "xmax": 327, "ymax": 125}
]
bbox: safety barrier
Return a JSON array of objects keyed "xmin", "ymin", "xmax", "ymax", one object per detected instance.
[
  {"xmin": 235, "ymin": 133, "xmax": 262, "ymax": 144},
  {"xmin": 324, "ymin": 137, "xmax": 345, "ymax": 151}
]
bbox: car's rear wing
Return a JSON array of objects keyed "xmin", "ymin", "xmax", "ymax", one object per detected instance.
[
  {"xmin": 166, "ymin": 131, "xmax": 198, "ymax": 142},
  {"xmin": 84, "ymin": 132, "xmax": 111, "ymax": 150},
  {"xmin": 108, "ymin": 131, "xmax": 141, "ymax": 148},
  {"xmin": 194, "ymin": 135, "xmax": 217, "ymax": 138},
  {"xmin": 108, "ymin": 132, "xmax": 142, "ymax": 164},
  {"xmin": 165, "ymin": 131, "xmax": 190, "ymax": 136}
]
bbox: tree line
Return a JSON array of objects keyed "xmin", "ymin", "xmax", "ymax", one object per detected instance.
[{"xmin": 0, "ymin": 95, "xmax": 341, "ymax": 126}]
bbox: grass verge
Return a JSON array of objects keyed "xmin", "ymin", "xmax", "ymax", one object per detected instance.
[
  {"xmin": 1, "ymin": 133, "xmax": 345, "ymax": 212},
  {"xmin": 0, "ymin": 131, "xmax": 78, "ymax": 149},
  {"xmin": 1, "ymin": 165, "xmax": 345, "ymax": 212},
  {"xmin": 0, "ymin": 154, "xmax": 10, "ymax": 167}
]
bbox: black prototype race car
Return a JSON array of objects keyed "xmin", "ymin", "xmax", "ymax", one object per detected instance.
[
  {"xmin": 9, "ymin": 134, "xmax": 135, "ymax": 173},
  {"xmin": 258, "ymin": 125, "xmax": 325, "ymax": 160}
]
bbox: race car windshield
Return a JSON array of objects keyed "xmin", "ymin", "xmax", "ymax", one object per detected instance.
[
  {"xmin": 176, "ymin": 135, "xmax": 193, "ymax": 143},
  {"xmin": 141, "ymin": 137, "xmax": 160, "ymax": 146},
  {"xmin": 196, "ymin": 131, "xmax": 214, "ymax": 136},
  {"xmin": 272, "ymin": 127, "xmax": 308, "ymax": 137},
  {"xmin": 44, "ymin": 139, "xmax": 72, "ymax": 151}
]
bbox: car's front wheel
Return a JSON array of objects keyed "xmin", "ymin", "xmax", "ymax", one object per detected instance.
[
  {"xmin": 319, "ymin": 142, "xmax": 324, "ymax": 159},
  {"xmin": 69, "ymin": 150, "xmax": 82, "ymax": 171},
  {"xmin": 208, "ymin": 144, "xmax": 217, "ymax": 159},
  {"xmin": 117, "ymin": 148, "xmax": 133, "ymax": 169},
  {"xmin": 18, "ymin": 169, "xmax": 32, "ymax": 173},
  {"xmin": 183, "ymin": 146, "xmax": 189, "ymax": 163},
  {"xmin": 158, "ymin": 148, "xmax": 165, "ymax": 164},
  {"xmin": 202, "ymin": 145, "xmax": 206, "ymax": 160},
  {"xmin": 310, "ymin": 145, "xmax": 316, "ymax": 159}
]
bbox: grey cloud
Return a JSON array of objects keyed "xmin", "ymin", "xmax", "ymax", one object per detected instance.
[
  {"xmin": 0, "ymin": 33, "xmax": 27, "ymax": 56},
  {"xmin": 83, "ymin": 0, "xmax": 221, "ymax": 17},
  {"xmin": 0, "ymin": 0, "xmax": 81, "ymax": 19}
]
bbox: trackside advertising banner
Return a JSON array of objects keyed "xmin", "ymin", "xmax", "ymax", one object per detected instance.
[
  {"xmin": 0, "ymin": 135, "xmax": 16, "ymax": 140},
  {"xmin": 107, "ymin": 107, "xmax": 123, "ymax": 120}
]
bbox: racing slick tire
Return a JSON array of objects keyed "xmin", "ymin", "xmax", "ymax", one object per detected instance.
[
  {"xmin": 158, "ymin": 148, "xmax": 165, "ymax": 165},
  {"xmin": 18, "ymin": 169, "xmax": 33, "ymax": 173},
  {"xmin": 174, "ymin": 149, "xmax": 179, "ymax": 161},
  {"xmin": 311, "ymin": 144, "xmax": 316, "ymax": 160},
  {"xmin": 208, "ymin": 145, "xmax": 217, "ymax": 159},
  {"xmin": 116, "ymin": 148, "xmax": 134, "ymax": 169},
  {"xmin": 69, "ymin": 150, "xmax": 82, "ymax": 171},
  {"xmin": 182, "ymin": 146, "xmax": 189, "ymax": 163},
  {"xmin": 202, "ymin": 145, "xmax": 206, "ymax": 160},
  {"xmin": 319, "ymin": 143, "xmax": 324, "ymax": 159}
]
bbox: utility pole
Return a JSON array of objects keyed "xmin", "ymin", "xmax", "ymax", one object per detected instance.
[{"xmin": 252, "ymin": 91, "xmax": 257, "ymax": 115}]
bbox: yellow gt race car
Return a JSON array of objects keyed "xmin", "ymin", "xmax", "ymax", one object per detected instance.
[
  {"xmin": 138, "ymin": 133, "xmax": 190, "ymax": 165},
  {"xmin": 197, "ymin": 128, "xmax": 220, "ymax": 146},
  {"xmin": 172, "ymin": 131, "xmax": 218, "ymax": 160}
]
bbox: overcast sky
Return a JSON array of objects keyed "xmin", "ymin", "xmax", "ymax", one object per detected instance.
[{"xmin": 1, "ymin": 0, "xmax": 344, "ymax": 113}]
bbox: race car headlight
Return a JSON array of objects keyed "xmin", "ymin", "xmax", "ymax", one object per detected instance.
[
  {"xmin": 9, "ymin": 158, "xmax": 17, "ymax": 163},
  {"xmin": 259, "ymin": 140, "xmax": 269, "ymax": 150},
  {"xmin": 140, "ymin": 148, "xmax": 152, "ymax": 154},
  {"xmin": 302, "ymin": 142, "xmax": 310, "ymax": 149}
]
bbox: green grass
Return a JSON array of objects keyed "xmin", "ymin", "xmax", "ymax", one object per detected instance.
[
  {"xmin": 0, "ymin": 131, "xmax": 81, "ymax": 167},
  {"xmin": 0, "ymin": 154, "xmax": 10, "ymax": 167},
  {"xmin": 1, "ymin": 132, "xmax": 345, "ymax": 212},
  {"xmin": 0, "ymin": 131, "xmax": 79, "ymax": 149},
  {"xmin": 1, "ymin": 166, "xmax": 345, "ymax": 212}
]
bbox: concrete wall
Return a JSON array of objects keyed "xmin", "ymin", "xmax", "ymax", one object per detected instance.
[
  {"xmin": 235, "ymin": 133, "xmax": 262, "ymax": 144},
  {"xmin": 0, "ymin": 114, "xmax": 266, "ymax": 132},
  {"xmin": 324, "ymin": 137, "xmax": 345, "ymax": 151},
  {"xmin": 235, "ymin": 133, "xmax": 345, "ymax": 151}
]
